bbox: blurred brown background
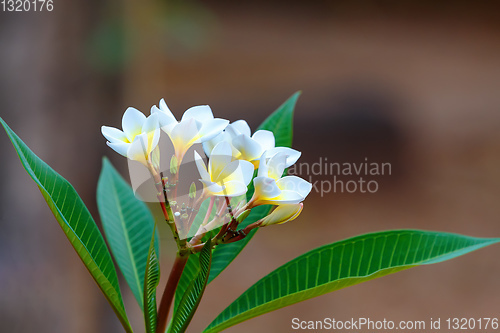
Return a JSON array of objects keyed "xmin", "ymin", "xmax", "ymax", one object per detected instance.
[{"xmin": 1, "ymin": 1, "xmax": 500, "ymax": 332}]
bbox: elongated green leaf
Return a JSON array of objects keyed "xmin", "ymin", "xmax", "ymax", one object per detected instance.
[
  {"xmin": 169, "ymin": 240, "xmax": 212, "ymax": 333},
  {"xmin": 173, "ymin": 198, "xmax": 210, "ymax": 313},
  {"xmin": 208, "ymin": 205, "xmax": 269, "ymax": 284},
  {"xmin": 205, "ymin": 230, "xmax": 500, "ymax": 332},
  {"xmin": 174, "ymin": 254, "xmax": 199, "ymax": 313},
  {"xmin": 206, "ymin": 92, "xmax": 300, "ymax": 283},
  {"xmin": 0, "ymin": 118, "xmax": 132, "ymax": 332},
  {"xmin": 97, "ymin": 157, "xmax": 159, "ymax": 309},
  {"xmin": 257, "ymin": 91, "xmax": 300, "ymax": 147},
  {"xmin": 144, "ymin": 225, "xmax": 160, "ymax": 333}
]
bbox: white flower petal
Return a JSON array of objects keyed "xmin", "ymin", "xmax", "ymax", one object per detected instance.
[
  {"xmin": 148, "ymin": 127, "xmax": 160, "ymax": 155},
  {"xmin": 277, "ymin": 176, "xmax": 312, "ymax": 198},
  {"xmin": 102, "ymin": 126, "xmax": 128, "ymax": 143},
  {"xmin": 127, "ymin": 133, "xmax": 149, "ymax": 164},
  {"xmin": 266, "ymin": 190, "xmax": 304, "ymax": 204},
  {"xmin": 208, "ymin": 141, "xmax": 233, "ymax": 180},
  {"xmin": 194, "ymin": 151, "xmax": 210, "ymax": 182},
  {"xmin": 239, "ymin": 160, "xmax": 255, "ymax": 185},
  {"xmin": 198, "ymin": 119, "xmax": 229, "ymax": 142},
  {"xmin": 159, "ymin": 98, "xmax": 174, "ymax": 116},
  {"xmin": 169, "ymin": 118, "xmax": 202, "ymax": 153},
  {"xmin": 151, "ymin": 105, "xmax": 177, "ymax": 128},
  {"xmin": 216, "ymin": 159, "xmax": 253, "ymax": 186},
  {"xmin": 257, "ymin": 151, "xmax": 269, "ymax": 177},
  {"xmin": 106, "ymin": 141, "xmax": 129, "ymax": 157},
  {"xmin": 200, "ymin": 180, "xmax": 225, "ymax": 194},
  {"xmin": 261, "ymin": 203, "xmax": 303, "ymax": 226},
  {"xmin": 252, "ymin": 130, "xmax": 275, "ymax": 151},
  {"xmin": 267, "ymin": 152, "xmax": 287, "ymax": 180},
  {"xmin": 215, "ymin": 180, "xmax": 248, "ymax": 197},
  {"xmin": 182, "ymin": 105, "xmax": 214, "ymax": 122},
  {"xmin": 217, "ymin": 160, "xmax": 240, "ymax": 182},
  {"xmin": 229, "ymin": 120, "xmax": 251, "ymax": 137},
  {"xmin": 141, "ymin": 114, "xmax": 160, "ymax": 155},
  {"xmin": 232, "ymin": 134, "xmax": 263, "ymax": 161},
  {"xmin": 160, "ymin": 122, "xmax": 177, "ymax": 136},
  {"xmin": 122, "ymin": 107, "xmax": 146, "ymax": 142},
  {"xmin": 253, "ymin": 176, "xmax": 281, "ymax": 199},
  {"xmin": 266, "ymin": 147, "xmax": 301, "ymax": 167},
  {"xmin": 142, "ymin": 113, "xmax": 159, "ymax": 134},
  {"xmin": 202, "ymin": 132, "xmax": 224, "ymax": 157}
]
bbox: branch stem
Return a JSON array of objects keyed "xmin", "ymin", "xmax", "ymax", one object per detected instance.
[{"xmin": 155, "ymin": 253, "xmax": 189, "ymax": 333}]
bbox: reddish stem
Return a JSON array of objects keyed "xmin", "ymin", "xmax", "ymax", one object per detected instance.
[{"xmin": 156, "ymin": 254, "xmax": 189, "ymax": 333}]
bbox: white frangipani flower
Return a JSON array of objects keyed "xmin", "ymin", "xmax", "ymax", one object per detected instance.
[
  {"xmin": 260, "ymin": 203, "xmax": 303, "ymax": 226},
  {"xmin": 194, "ymin": 141, "xmax": 254, "ymax": 197},
  {"xmin": 151, "ymin": 99, "xmax": 229, "ymax": 161},
  {"xmin": 102, "ymin": 107, "xmax": 160, "ymax": 165},
  {"xmin": 251, "ymin": 151, "xmax": 312, "ymax": 205},
  {"xmin": 203, "ymin": 120, "xmax": 300, "ymax": 168}
]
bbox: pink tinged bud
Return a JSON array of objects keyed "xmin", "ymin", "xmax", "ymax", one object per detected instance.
[{"xmin": 260, "ymin": 203, "xmax": 303, "ymax": 226}]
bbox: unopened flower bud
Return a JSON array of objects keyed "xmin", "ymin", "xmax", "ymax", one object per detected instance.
[
  {"xmin": 151, "ymin": 146, "xmax": 161, "ymax": 171},
  {"xmin": 260, "ymin": 203, "xmax": 303, "ymax": 227},
  {"xmin": 236, "ymin": 209, "xmax": 251, "ymax": 224},
  {"xmin": 189, "ymin": 182, "xmax": 197, "ymax": 199},
  {"xmin": 170, "ymin": 155, "xmax": 178, "ymax": 175}
]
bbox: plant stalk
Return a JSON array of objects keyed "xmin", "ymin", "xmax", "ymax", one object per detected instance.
[{"xmin": 156, "ymin": 253, "xmax": 189, "ymax": 333}]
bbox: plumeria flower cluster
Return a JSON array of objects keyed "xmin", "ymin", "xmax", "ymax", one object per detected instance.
[{"xmin": 102, "ymin": 99, "xmax": 312, "ymax": 251}]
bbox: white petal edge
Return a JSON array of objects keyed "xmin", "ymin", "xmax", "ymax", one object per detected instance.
[
  {"xmin": 276, "ymin": 176, "xmax": 312, "ymax": 198},
  {"xmin": 253, "ymin": 176, "xmax": 281, "ymax": 199},
  {"xmin": 198, "ymin": 118, "xmax": 229, "ymax": 142},
  {"xmin": 252, "ymin": 130, "xmax": 275, "ymax": 151},
  {"xmin": 182, "ymin": 105, "xmax": 214, "ymax": 122},
  {"xmin": 266, "ymin": 147, "xmax": 301, "ymax": 168},
  {"xmin": 194, "ymin": 151, "xmax": 211, "ymax": 182},
  {"xmin": 106, "ymin": 141, "xmax": 129, "ymax": 157},
  {"xmin": 229, "ymin": 120, "xmax": 251, "ymax": 137},
  {"xmin": 267, "ymin": 152, "xmax": 287, "ymax": 180},
  {"xmin": 127, "ymin": 133, "xmax": 149, "ymax": 164},
  {"xmin": 213, "ymin": 180, "xmax": 248, "ymax": 197},
  {"xmin": 122, "ymin": 107, "xmax": 146, "ymax": 142},
  {"xmin": 232, "ymin": 134, "xmax": 263, "ymax": 161},
  {"xmin": 151, "ymin": 105, "xmax": 177, "ymax": 128},
  {"xmin": 200, "ymin": 180, "xmax": 225, "ymax": 194},
  {"xmin": 102, "ymin": 126, "xmax": 128, "ymax": 143}
]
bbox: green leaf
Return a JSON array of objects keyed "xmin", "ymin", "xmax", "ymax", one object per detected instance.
[
  {"xmin": 257, "ymin": 91, "xmax": 300, "ymax": 147},
  {"xmin": 0, "ymin": 118, "xmax": 133, "ymax": 332},
  {"xmin": 173, "ymin": 198, "xmax": 211, "ymax": 313},
  {"xmin": 174, "ymin": 254, "xmax": 200, "ymax": 314},
  {"xmin": 169, "ymin": 240, "xmax": 212, "ymax": 333},
  {"xmin": 205, "ymin": 230, "xmax": 500, "ymax": 333},
  {"xmin": 208, "ymin": 205, "xmax": 269, "ymax": 284},
  {"xmin": 97, "ymin": 157, "xmax": 159, "ymax": 309},
  {"xmin": 144, "ymin": 224, "xmax": 160, "ymax": 333},
  {"xmin": 206, "ymin": 92, "xmax": 301, "ymax": 283}
]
